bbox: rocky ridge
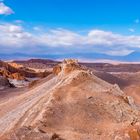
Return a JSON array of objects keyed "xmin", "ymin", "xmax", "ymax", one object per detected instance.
[{"xmin": 0, "ymin": 59, "xmax": 140, "ymax": 140}]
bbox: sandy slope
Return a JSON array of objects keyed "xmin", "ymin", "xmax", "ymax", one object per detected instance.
[
  {"xmin": 0, "ymin": 59, "xmax": 140, "ymax": 140},
  {"xmin": 0, "ymin": 75, "xmax": 58, "ymax": 133}
]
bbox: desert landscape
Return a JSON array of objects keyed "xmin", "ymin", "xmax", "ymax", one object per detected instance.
[
  {"xmin": 0, "ymin": 59, "xmax": 140, "ymax": 140},
  {"xmin": 0, "ymin": 0, "xmax": 140, "ymax": 139}
]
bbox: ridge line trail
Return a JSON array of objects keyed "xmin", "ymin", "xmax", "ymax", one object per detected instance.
[{"xmin": 0, "ymin": 76, "xmax": 62, "ymax": 137}]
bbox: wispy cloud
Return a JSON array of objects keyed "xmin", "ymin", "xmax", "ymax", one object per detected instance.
[
  {"xmin": 129, "ymin": 28, "xmax": 135, "ymax": 32},
  {"xmin": 0, "ymin": 2, "xmax": 14, "ymax": 15},
  {"xmin": 1, "ymin": 23, "xmax": 140, "ymax": 56},
  {"xmin": 134, "ymin": 19, "xmax": 140, "ymax": 24}
]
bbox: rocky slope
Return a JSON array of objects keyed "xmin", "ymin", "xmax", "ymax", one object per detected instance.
[
  {"xmin": 0, "ymin": 60, "xmax": 51, "ymax": 79},
  {"xmin": 0, "ymin": 59, "xmax": 140, "ymax": 140},
  {"xmin": 82, "ymin": 62, "xmax": 140, "ymax": 73},
  {"xmin": 0, "ymin": 76, "xmax": 14, "ymax": 90},
  {"xmin": 13, "ymin": 59, "xmax": 59, "ymax": 70},
  {"xmin": 0, "ymin": 60, "xmax": 51, "ymax": 88}
]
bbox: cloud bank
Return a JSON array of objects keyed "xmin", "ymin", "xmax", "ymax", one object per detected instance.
[
  {"xmin": 0, "ymin": 2, "xmax": 14, "ymax": 15},
  {"xmin": 1, "ymin": 23, "xmax": 140, "ymax": 57}
]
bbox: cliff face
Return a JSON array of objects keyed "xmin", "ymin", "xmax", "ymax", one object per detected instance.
[
  {"xmin": 0, "ymin": 60, "xmax": 51, "ymax": 80},
  {"xmin": 0, "ymin": 76, "xmax": 14, "ymax": 90},
  {"xmin": 0, "ymin": 59, "xmax": 140, "ymax": 140},
  {"xmin": 0, "ymin": 60, "xmax": 27, "ymax": 80}
]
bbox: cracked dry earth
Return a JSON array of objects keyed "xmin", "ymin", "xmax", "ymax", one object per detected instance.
[{"xmin": 0, "ymin": 59, "xmax": 140, "ymax": 140}]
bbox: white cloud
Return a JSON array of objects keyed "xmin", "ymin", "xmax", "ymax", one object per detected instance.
[
  {"xmin": 0, "ymin": 24, "xmax": 33, "ymax": 47},
  {"xmin": 1, "ymin": 23, "xmax": 140, "ymax": 56},
  {"xmin": 87, "ymin": 30, "xmax": 140, "ymax": 50},
  {"xmin": 0, "ymin": 2, "xmax": 14, "ymax": 15},
  {"xmin": 105, "ymin": 50, "xmax": 134, "ymax": 56},
  {"xmin": 38, "ymin": 29, "xmax": 85, "ymax": 46}
]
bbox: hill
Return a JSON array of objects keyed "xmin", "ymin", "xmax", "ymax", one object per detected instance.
[{"xmin": 0, "ymin": 59, "xmax": 140, "ymax": 140}]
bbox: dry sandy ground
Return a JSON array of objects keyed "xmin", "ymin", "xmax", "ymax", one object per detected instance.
[
  {"xmin": 0, "ymin": 75, "xmax": 58, "ymax": 133},
  {"xmin": 0, "ymin": 88, "xmax": 26, "ymax": 103}
]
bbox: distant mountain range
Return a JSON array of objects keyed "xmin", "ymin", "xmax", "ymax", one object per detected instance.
[{"xmin": 0, "ymin": 51, "xmax": 140, "ymax": 62}]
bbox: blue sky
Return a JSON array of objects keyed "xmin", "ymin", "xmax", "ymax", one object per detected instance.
[
  {"xmin": 3, "ymin": 0, "xmax": 140, "ymax": 33},
  {"xmin": 3, "ymin": 0, "xmax": 140, "ymax": 32},
  {"xmin": 0, "ymin": 0, "xmax": 140, "ymax": 61}
]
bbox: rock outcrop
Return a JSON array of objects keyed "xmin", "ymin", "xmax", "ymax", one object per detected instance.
[
  {"xmin": 0, "ymin": 60, "xmax": 52, "ymax": 88},
  {"xmin": 53, "ymin": 59, "xmax": 82, "ymax": 75},
  {"xmin": 0, "ymin": 76, "xmax": 14, "ymax": 90},
  {"xmin": 0, "ymin": 60, "xmax": 51, "ymax": 79}
]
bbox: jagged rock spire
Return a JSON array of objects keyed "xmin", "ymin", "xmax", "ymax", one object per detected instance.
[{"xmin": 53, "ymin": 59, "xmax": 81, "ymax": 75}]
